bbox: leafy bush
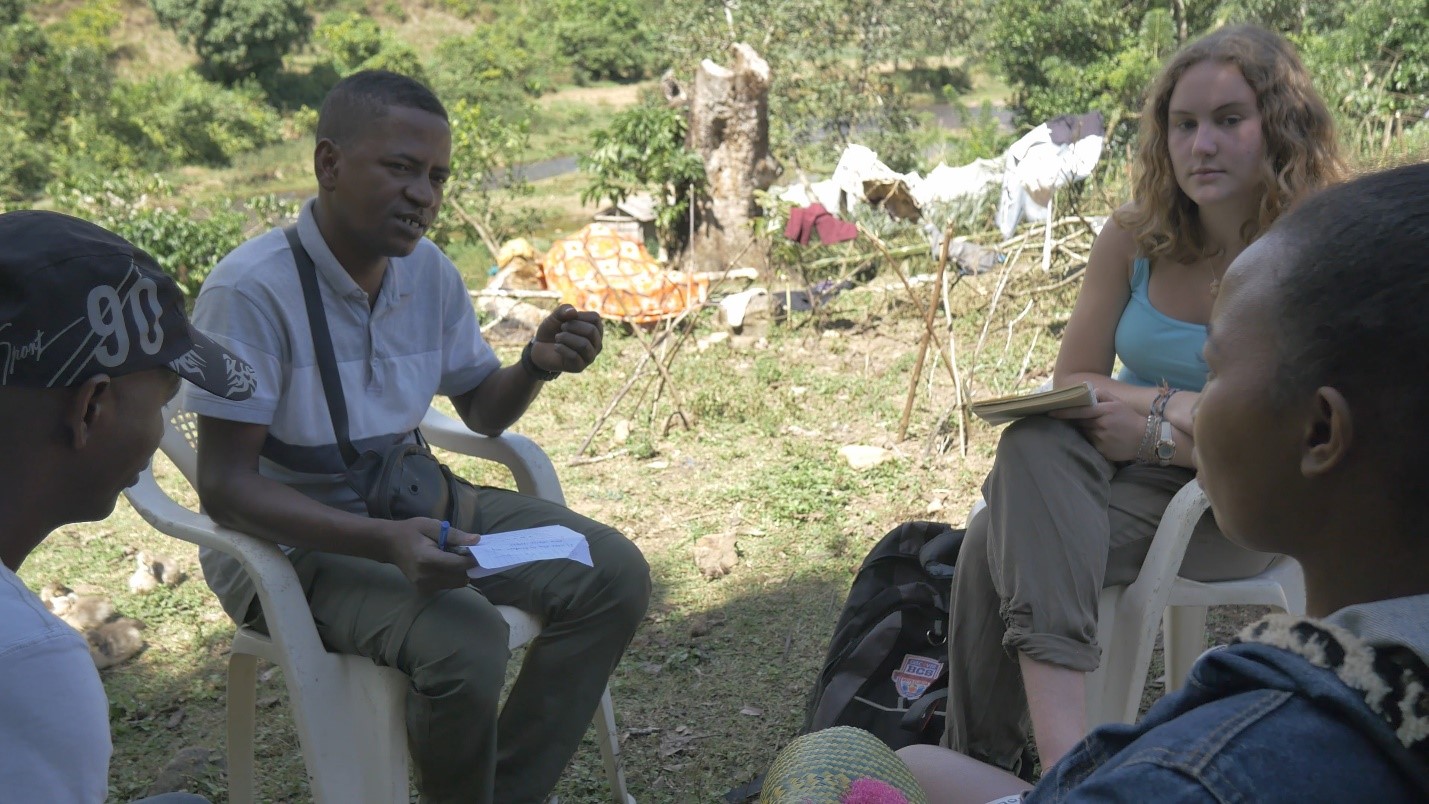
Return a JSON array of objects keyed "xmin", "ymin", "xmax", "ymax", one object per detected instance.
[
  {"xmin": 945, "ymin": 101, "xmax": 1015, "ymax": 165},
  {"xmin": 45, "ymin": 0, "xmax": 120, "ymax": 52},
  {"xmin": 549, "ymin": 0, "xmax": 652, "ymax": 84},
  {"xmin": 1298, "ymin": 0, "xmax": 1429, "ymax": 152},
  {"xmin": 50, "ymin": 174, "xmax": 249, "ymax": 298},
  {"xmin": 0, "ymin": 17, "xmax": 112, "ymax": 141},
  {"xmin": 108, "ymin": 72, "xmax": 282, "ymax": 166},
  {"xmin": 580, "ymin": 102, "xmax": 707, "ymax": 254},
  {"xmin": 312, "ymin": 12, "xmax": 383, "ymax": 73},
  {"xmin": 150, "ymin": 0, "xmax": 313, "ymax": 84},
  {"xmin": 0, "ymin": 12, "xmax": 116, "ymax": 192},
  {"xmin": 430, "ymin": 17, "xmax": 556, "ymax": 119},
  {"xmin": 312, "ymin": 11, "xmax": 426, "ymax": 82},
  {"xmin": 356, "ymin": 41, "xmax": 426, "ymax": 84},
  {"xmin": 0, "ymin": 0, "xmax": 25, "ymax": 26},
  {"xmin": 0, "ymin": 124, "xmax": 50, "ymax": 200}
]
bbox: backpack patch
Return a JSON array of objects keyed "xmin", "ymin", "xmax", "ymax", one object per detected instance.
[{"xmin": 892, "ymin": 654, "xmax": 946, "ymax": 701}]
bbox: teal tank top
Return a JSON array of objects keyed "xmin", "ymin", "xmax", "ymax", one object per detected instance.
[{"xmin": 1113, "ymin": 257, "xmax": 1209, "ymax": 392}]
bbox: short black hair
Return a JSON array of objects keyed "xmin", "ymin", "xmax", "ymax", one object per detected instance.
[
  {"xmin": 1271, "ymin": 162, "xmax": 1429, "ymax": 507},
  {"xmin": 316, "ymin": 69, "xmax": 448, "ymax": 145}
]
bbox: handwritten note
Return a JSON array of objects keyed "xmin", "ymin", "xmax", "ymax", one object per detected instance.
[{"xmin": 467, "ymin": 525, "xmax": 593, "ymax": 579}]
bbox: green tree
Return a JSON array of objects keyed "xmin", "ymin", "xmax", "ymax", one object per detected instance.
[
  {"xmin": 0, "ymin": 17, "xmax": 112, "ymax": 142},
  {"xmin": 312, "ymin": 11, "xmax": 427, "ymax": 82},
  {"xmin": 549, "ymin": 0, "xmax": 652, "ymax": 84},
  {"xmin": 429, "ymin": 11, "xmax": 559, "ymax": 132},
  {"xmin": 1299, "ymin": 0, "xmax": 1428, "ymax": 150},
  {"xmin": 982, "ymin": 0, "xmax": 1167, "ymax": 125},
  {"xmin": 150, "ymin": 0, "xmax": 312, "ymax": 84},
  {"xmin": 312, "ymin": 12, "xmax": 383, "ymax": 73},
  {"xmin": 107, "ymin": 71, "xmax": 282, "ymax": 166},
  {"xmin": 580, "ymin": 101, "xmax": 707, "ymax": 253}
]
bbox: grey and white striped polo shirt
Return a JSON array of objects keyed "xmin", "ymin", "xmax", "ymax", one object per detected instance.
[
  {"xmin": 184, "ymin": 198, "xmax": 500, "ymax": 514},
  {"xmin": 185, "ymin": 200, "xmax": 500, "ymax": 622}
]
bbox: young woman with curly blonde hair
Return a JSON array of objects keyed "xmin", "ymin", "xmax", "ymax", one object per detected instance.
[
  {"xmin": 895, "ymin": 161, "xmax": 1429, "ymax": 803},
  {"xmin": 937, "ymin": 25, "xmax": 1344, "ymax": 778}
]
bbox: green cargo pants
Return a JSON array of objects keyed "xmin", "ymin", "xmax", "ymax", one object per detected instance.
[{"xmin": 227, "ymin": 486, "xmax": 651, "ymax": 804}]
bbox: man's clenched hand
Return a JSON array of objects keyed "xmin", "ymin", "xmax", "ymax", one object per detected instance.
[{"xmin": 532, "ymin": 304, "xmax": 603, "ymax": 374}]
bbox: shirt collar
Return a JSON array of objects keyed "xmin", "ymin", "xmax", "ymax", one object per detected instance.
[{"xmin": 296, "ymin": 198, "xmax": 413, "ymax": 308}]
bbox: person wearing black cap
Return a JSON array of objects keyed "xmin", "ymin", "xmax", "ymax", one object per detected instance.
[{"xmin": 0, "ymin": 210, "xmax": 255, "ymax": 803}]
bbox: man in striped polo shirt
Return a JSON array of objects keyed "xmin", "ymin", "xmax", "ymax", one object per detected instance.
[{"xmin": 183, "ymin": 70, "xmax": 651, "ymax": 804}]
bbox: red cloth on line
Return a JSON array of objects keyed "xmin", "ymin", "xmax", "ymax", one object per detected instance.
[{"xmin": 784, "ymin": 203, "xmax": 859, "ymax": 246}]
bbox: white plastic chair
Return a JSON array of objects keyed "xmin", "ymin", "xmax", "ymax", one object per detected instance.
[
  {"xmin": 967, "ymin": 478, "xmax": 1304, "ymax": 729},
  {"xmin": 124, "ymin": 402, "xmax": 635, "ymax": 804},
  {"xmin": 1087, "ymin": 479, "xmax": 1304, "ymax": 724}
]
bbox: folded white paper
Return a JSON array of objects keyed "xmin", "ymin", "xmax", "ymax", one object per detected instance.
[{"xmin": 467, "ymin": 525, "xmax": 593, "ymax": 579}]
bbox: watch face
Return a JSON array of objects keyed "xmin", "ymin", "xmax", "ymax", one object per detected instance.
[{"xmin": 1155, "ymin": 420, "xmax": 1175, "ymax": 462}]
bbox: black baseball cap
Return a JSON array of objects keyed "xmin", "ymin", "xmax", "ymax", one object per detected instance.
[{"xmin": 0, "ymin": 210, "xmax": 255, "ymax": 400}]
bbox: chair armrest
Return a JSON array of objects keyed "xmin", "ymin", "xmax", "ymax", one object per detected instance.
[
  {"xmin": 1123, "ymin": 479, "xmax": 1211, "ymax": 605},
  {"xmin": 123, "ymin": 471, "xmax": 333, "ymax": 667},
  {"xmin": 419, "ymin": 408, "xmax": 567, "ymax": 506},
  {"xmin": 1098, "ymin": 479, "xmax": 1210, "ymax": 721}
]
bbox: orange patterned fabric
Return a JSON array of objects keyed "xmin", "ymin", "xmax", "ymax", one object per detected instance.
[{"xmin": 542, "ymin": 224, "xmax": 708, "ymax": 324}]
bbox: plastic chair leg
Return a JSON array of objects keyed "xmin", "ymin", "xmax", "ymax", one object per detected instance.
[
  {"xmin": 226, "ymin": 651, "xmax": 260, "ymax": 804},
  {"xmin": 593, "ymin": 687, "xmax": 634, "ymax": 804},
  {"xmin": 1163, "ymin": 605, "xmax": 1209, "ymax": 694}
]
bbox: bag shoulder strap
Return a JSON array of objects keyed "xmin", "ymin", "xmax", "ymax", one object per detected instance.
[{"xmin": 284, "ymin": 225, "xmax": 359, "ymax": 467}]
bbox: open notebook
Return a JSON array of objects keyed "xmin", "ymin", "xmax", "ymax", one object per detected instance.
[{"xmin": 970, "ymin": 382, "xmax": 1097, "ymax": 425}]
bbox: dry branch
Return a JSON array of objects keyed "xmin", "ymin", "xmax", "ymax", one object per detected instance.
[
  {"xmin": 896, "ymin": 220, "xmax": 956, "ymax": 441},
  {"xmin": 446, "ymin": 198, "xmax": 502, "ymax": 259}
]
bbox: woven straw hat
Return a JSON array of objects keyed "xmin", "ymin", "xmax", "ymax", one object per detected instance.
[{"xmin": 760, "ymin": 726, "xmax": 929, "ymax": 804}]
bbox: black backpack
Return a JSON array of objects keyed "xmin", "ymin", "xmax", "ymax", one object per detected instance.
[{"xmin": 802, "ymin": 520, "xmax": 964, "ymax": 749}]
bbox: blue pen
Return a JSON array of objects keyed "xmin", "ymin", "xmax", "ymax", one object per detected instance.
[{"xmin": 438, "ymin": 520, "xmax": 450, "ymax": 551}]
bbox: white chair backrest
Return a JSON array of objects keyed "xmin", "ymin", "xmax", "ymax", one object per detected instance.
[{"xmin": 161, "ymin": 401, "xmax": 202, "ymax": 489}]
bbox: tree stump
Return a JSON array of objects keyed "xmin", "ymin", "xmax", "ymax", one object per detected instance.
[{"xmin": 686, "ymin": 43, "xmax": 781, "ymax": 273}]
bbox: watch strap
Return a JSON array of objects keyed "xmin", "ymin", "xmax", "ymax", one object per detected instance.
[{"xmin": 521, "ymin": 338, "xmax": 561, "ymax": 382}]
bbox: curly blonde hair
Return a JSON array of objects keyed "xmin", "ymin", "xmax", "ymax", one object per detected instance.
[{"xmin": 1114, "ymin": 25, "xmax": 1345, "ymax": 263}]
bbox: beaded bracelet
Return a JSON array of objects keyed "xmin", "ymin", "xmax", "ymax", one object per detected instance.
[{"xmin": 1136, "ymin": 412, "xmax": 1161, "ymax": 464}]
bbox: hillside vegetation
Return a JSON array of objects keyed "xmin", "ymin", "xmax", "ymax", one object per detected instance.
[{"xmin": 5, "ymin": 0, "xmax": 1425, "ymax": 285}]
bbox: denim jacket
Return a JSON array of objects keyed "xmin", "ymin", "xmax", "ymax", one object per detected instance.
[{"xmin": 1026, "ymin": 596, "xmax": 1429, "ymax": 803}]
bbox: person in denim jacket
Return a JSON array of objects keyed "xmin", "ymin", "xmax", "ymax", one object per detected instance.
[{"xmin": 897, "ymin": 163, "xmax": 1429, "ymax": 802}]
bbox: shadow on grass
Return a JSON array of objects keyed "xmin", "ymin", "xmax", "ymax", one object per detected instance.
[{"xmin": 76, "ymin": 509, "xmax": 850, "ymax": 803}]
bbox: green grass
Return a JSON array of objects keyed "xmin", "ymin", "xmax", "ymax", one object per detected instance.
[
  {"xmin": 19, "ymin": 229, "xmax": 1287, "ymax": 801},
  {"xmin": 526, "ymin": 97, "xmax": 631, "ymax": 164}
]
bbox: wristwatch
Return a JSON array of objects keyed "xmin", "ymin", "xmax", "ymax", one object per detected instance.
[
  {"xmin": 1154, "ymin": 419, "xmax": 1177, "ymax": 466},
  {"xmin": 520, "ymin": 338, "xmax": 561, "ymax": 382}
]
